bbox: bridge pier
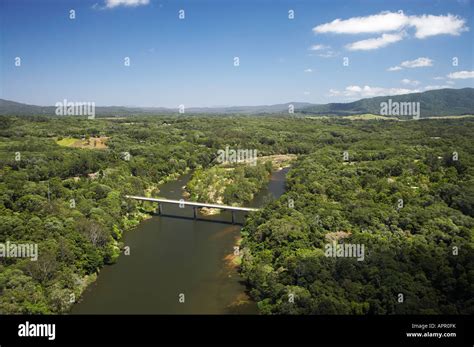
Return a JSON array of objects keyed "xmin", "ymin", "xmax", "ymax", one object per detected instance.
[{"xmin": 125, "ymin": 196, "xmax": 259, "ymax": 225}]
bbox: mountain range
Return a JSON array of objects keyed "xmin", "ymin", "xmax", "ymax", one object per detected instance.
[{"xmin": 0, "ymin": 88, "xmax": 472, "ymax": 117}]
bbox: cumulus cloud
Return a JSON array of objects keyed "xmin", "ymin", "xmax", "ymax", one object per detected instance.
[
  {"xmin": 388, "ymin": 57, "xmax": 433, "ymax": 71},
  {"xmin": 346, "ymin": 33, "xmax": 404, "ymax": 50},
  {"xmin": 313, "ymin": 11, "xmax": 468, "ymax": 50},
  {"xmin": 401, "ymin": 79, "xmax": 420, "ymax": 86},
  {"xmin": 387, "ymin": 66, "xmax": 403, "ymax": 71},
  {"xmin": 447, "ymin": 70, "xmax": 474, "ymax": 79},
  {"xmin": 401, "ymin": 57, "xmax": 433, "ymax": 68},
  {"xmin": 409, "ymin": 14, "xmax": 468, "ymax": 38},
  {"xmin": 329, "ymin": 85, "xmax": 419, "ymax": 98},
  {"xmin": 105, "ymin": 0, "xmax": 149, "ymax": 8},
  {"xmin": 314, "ymin": 11, "xmax": 408, "ymax": 34},
  {"xmin": 304, "ymin": 68, "xmax": 313, "ymax": 73}
]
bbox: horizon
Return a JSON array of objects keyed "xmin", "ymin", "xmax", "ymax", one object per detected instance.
[
  {"xmin": 0, "ymin": 0, "xmax": 473, "ymax": 108},
  {"xmin": 1, "ymin": 86, "xmax": 471, "ymax": 109},
  {"xmin": 1, "ymin": 0, "xmax": 474, "ymax": 339}
]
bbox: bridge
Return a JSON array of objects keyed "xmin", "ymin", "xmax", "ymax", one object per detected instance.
[{"xmin": 125, "ymin": 195, "xmax": 260, "ymax": 224}]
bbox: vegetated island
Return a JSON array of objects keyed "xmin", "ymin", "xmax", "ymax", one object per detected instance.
[{"xmin": 184, "ymin": 154, "xmax": 296, "ymax": 215}]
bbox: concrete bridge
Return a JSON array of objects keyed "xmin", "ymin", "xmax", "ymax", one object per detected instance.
[{"xmin": 124, "ymin": 195, "xmax": 260, "ymax": 224}]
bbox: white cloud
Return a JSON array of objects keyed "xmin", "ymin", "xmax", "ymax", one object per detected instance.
[
  {"xmin": 303, "ymin": 91, "xmax": 311, "ymax": 95},
  {"xmin": 304, "ymin": 68, "xmax": 313, "ymax": 73},
  {"xmin": 409, "ymin": 14, "xmax": 468, "ymax": 38},
  {"xmin": 389, "ymin": 57, "xmax": 433, "ymax": 71},
  {"xmin": 387, "ymin": 66, "xmax": 402, "ymax": 71},
  {"xmin": 447, "ymin": 70, "xmax": 474, "ymax": 79},
  {"xmin": 401, "ymin": 79, "xmax": 420, "ymax": 86},
  {"xmin": 446, "ymin": 80, "xmax": 455, "ymax": 85},
  {"xmin": 346, "ymin": 33, "xmax": 404, "ymax": 51},
  {"xmin": 400, "ymin": 57, "xmax": 433, "ymax": 68},
  {"xmin": 309, "ymin": 44, "xmax": 329, "ymax": 51},
  {"xmin": 424, "ymin": 85, "xmax": 452, "ymax": 90},
  {"xmin": 329, "ymin": 85, "xmax": 419, "ymax": 98},
  {"xmin": 105, "ymin": 0, "xmax": 149, "ymax": 8},
  {"xmin": 308, "ymin": 44, "xmax": 337, "ymax": 58},
  {"xmin": 312, "ymin": 11, "xmax": 468, "ymax": 50},
  {"xmin": 433, "ymin": 76, "xmax": 445, "ymax": 80},
  {"xmin": 313, "ymin": 11, "xmax": 408, "ymax": 34}
]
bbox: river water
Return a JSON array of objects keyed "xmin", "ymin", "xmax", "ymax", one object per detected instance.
[{"xmin": 71, "ymin": 168, "xmax": 288, "ymax": 314}]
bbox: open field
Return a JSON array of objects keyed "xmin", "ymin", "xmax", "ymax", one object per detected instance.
[
  {"xmin": 56, "ymin": 136, "xmax": 109, "ymax": 149},
  {"xmin": 345, "ymin": 114, "xmax": 399, "ymax": 120}
]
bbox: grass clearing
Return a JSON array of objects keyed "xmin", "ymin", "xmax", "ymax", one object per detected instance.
[
  {"xmin": 345, "ymin": 114, "xmax": 398, "ymax": 120},
  {"xmin": 56, "ymin": 136, "xmax": 109, "ymax": 149},
  {"xmin": 56, "ymin": 138, "xmax": 78, "ymax": 146}
]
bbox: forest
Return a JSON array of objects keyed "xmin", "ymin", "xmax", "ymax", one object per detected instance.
[
  {"xmin": 186, "ymin": 162, "xmax": 273, "ymax": 207},
  {"xmin": 240, "ymin": 118, "xmax": 474, "ymax": 314},
  {"xmin": 0, "ymin": 114, "xmax": 472, "ymax": 314}
]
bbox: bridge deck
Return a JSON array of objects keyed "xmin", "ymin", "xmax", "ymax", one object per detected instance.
[{"xmin": 125, "ymin": 195, "xmax": 260, "ymax": 212}]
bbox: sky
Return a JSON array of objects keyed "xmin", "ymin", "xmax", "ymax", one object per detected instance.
[{"xmin": 0, "ymin": 0, "xmax": 473, "ymax": 107}]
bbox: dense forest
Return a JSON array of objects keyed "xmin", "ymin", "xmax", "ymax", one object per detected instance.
[
  {"xmin": 186, "ymin": 162, "xmax": 273, "ymax": 207},
  {"xmin": 0, "ymin": 115, "xmax": 472, "ymax": 314},
  {"xmin": 240, "ymin": 118, "xmax": 474, "ymax": 314},
  {"xmin": 0, "ymin": 115, "xmax": 306, "ymax": 313}
]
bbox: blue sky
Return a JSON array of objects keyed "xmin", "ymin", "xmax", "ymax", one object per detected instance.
[{"xmin": 0, "ymin": 0, "xmax": 473, "ymax": 107}]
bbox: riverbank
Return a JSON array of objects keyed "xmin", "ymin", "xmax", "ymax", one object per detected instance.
[
  {"xmin": 71, "ymin": 168, "xmax": 288, "ymax": 314},
  {"xmin": 184, "ymin": 155, "xmax": 294, "ymax": 215}
]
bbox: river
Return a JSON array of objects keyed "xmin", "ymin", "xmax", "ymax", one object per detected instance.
[{"xmin": 71, "ymin": 168, "xmax": 288, "ymax": 314}]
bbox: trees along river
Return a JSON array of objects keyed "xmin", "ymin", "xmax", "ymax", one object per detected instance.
[{"xmin": 71, "ymin": 168, "xmax": 288, "ymax": 314}]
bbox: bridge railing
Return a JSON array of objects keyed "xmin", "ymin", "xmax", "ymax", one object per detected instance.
[{"xmin": 124, "ymin": 195, "xmax": 260, "ymax": 224}]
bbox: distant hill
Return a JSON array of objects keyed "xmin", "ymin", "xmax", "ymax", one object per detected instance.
[
  {"xmin": 0, "ymin": 99, "xmax": 170, "ymax": 116},
  {"xmin": 186, "ymin": 102, "xmax": 313, "ymax": 114},
  {"xmin": 0, "ymin": 88, "xmax": 472, "ymax": 117},
  {"xmin": 0, "ymin": 99, "xmax": 313, "ymax": 116},
  {"xmin": 0, "ymin": 99, "xmax": 57, "ymax": 115},
  {"xmin": 299, "ymin": 88, "xmax": 474, "ymax": 117}
]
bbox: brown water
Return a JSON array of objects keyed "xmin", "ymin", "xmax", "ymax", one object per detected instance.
[{"xmin": 71, "ymin": 168, "xmax": 288, "ymax": 314}]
